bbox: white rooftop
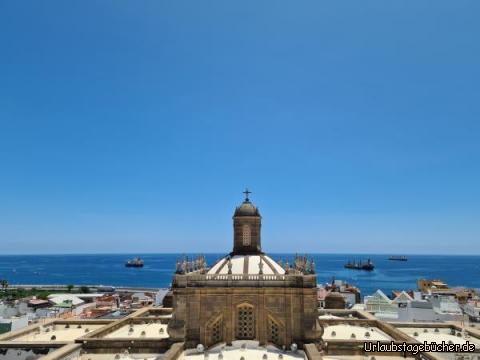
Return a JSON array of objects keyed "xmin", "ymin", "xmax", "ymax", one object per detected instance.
[
  {"xmin": 323, "ymin": 356, "xmax": 416, "ymax": 360},
  {"xmin": 48, "ymin": 294, "xmax": 85, "ymax": 306},
  {"xmin": 74, "ymin": 353, "xmax": 162, "ymax": 360},
  {"xmin": 397, "ymin": 327, "xmax": 480, "ymax": 347},
  {"xmin": 323, "ymin": 324, "xmax": 392, "ymax": 341},
  {"xmin": 179, "ymin": 341, "xmax": 305, "ymax": 360},
  {"xmin": 319, "ymin": 314, "xmax": 342, "ymax": 320},
  {"xmin": 48, "ymin": 293, "xmax": 105, "ymax": 299},
  {"xmin": 104, "ymin": 323, "xmax": 169, "ymax": 339},
  {"xmin": 208, "ymin": 255, "xmax": 285, "ymax": 275},
  {"xmin": 13, "ymin": 323, "xmax": 105, "ymax": 342}
]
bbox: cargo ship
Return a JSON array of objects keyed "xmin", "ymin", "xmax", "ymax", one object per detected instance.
[
  {"xmin": 344, "ymin": 259, "xmax": 374, "ymax": 271},
  {"xmin": 388, "ymin": 256, "xmax": 408, "ymax": 261},
  {"xmin": 125, "ymin": 257, "xmax": 144, "ymax": 268}
]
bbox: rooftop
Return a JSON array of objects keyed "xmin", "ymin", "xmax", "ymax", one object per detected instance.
[
  {"xmin": 322, "ymin": 324, "xmax": 392, "ymax": 341},
  {"xmin": 12, "ymin": 323, "xmax": 105, "ymax": 342},
  {"xmin": 104, "ymin": 323, "xmax": 169, "ymax": 339},
  {"xmin": 397, "ymin": 326, "xmax": 480, "ymax": 347},
  {"xmin": 179, "ymin": 341, "xmax": 305, "ymax": 360},
  {"xmin": 70, "ymin": 352, "xmax": 164, "ymax": 360},
  {"xmin": 233, "ymin": 198, "xmax": 260, "ymax": 217},
  {"xmin": 322, "ymin": 356, "xmax": 416, "ymax": 360},
  {"xmin": 207, "ymin": 255, "xmax": 285, "ymax": 275}
]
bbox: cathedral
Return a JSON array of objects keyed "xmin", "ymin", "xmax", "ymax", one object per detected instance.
[
  {"xmin": 168, "ymin": 191, "xmax": 322, "ymax": 348},
  {"xmin": 1, "ymin": 191, "xmax": 467, "ymax": 360}
]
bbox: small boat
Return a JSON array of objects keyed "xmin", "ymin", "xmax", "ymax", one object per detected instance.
[
  {"xmin": 125, "ymin": 257, "xmax": 144, "ymax": 268},
  {"xmin": 344, "ymin": 259, "xmax": 374, "ymax": 271},
  {"xmin": 388, "ymin": 256, "xmax": 408, "ymax": 261}
]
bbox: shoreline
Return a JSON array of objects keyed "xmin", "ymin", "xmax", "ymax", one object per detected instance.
[
  {"xmin": 5, "ymin": 284, "xmax": 168, "ymax": 292},
  {"xmin": 2, "ymin": 253, "xmax": 480, "ymax": 256}
]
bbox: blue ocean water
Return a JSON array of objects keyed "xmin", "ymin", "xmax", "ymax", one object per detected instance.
[{"xmin": 0, "ymin": 254, "xmax": 479, "ymax": 297}]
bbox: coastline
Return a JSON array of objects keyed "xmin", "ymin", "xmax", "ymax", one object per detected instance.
[
  {"xmin": 2, "ymin": 253, "xmax": 480, "ymax": 296},
  {"xmin": 5, "ymin": 284, "xmax": 166, "ymax": 292}
]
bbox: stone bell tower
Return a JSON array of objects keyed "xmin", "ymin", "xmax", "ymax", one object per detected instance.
[{"xmin": 232, "ymin": 189, "xmax": 262, "ymax": 255}]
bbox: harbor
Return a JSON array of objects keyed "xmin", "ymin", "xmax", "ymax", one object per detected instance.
[{"xmin": 2, "ymin": 254, "xmax": 480, "ymax": 297}]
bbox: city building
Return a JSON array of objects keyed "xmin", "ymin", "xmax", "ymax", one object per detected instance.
[
  {"xmin": 417, "ymin": 279, "xmax": 449, "ymax": 292},
  {"xmin": 364, "ymin": 289, "xmax": 463, "ymax": 322},
  {"xmin": 168, "ymin": 192, "xmax": 322, "ymax": 348},
  {"xmin": 464, "ymin": 300, "xmax": 480, "ymax": 322},
  {"xmin": 320, "ymin": 279, "xmax": 361, "ymax": 308},
  {"xmin": 363, "ymin": 290, "xmax": 398, "ymax": 318},
  {"xmin": 1, "ymin": 192, "xmax": 479, "ymax": 360},
  {"xmin": 417, "ymin": 279, "xmax": 476, "ymax": 304}
]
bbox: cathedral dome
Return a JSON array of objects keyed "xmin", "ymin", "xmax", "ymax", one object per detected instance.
[
  {"xmin": 207, "ymin": 254, "xmax": 285, "ymax": 275},
  {"xmin": 234, "ymin": 200, "xmax": 260, "ymax": 217},
  {"xmin": 233, "ymin": 188, "xmax": 261, "ymax": 217}
]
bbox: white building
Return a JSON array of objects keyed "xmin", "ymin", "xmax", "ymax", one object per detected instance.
[
  {"xmin": 464, "ymin": 300, "xmax": 480, "ymax": 322},
  {"xmin": 0, "ymin": 315, "xmax": 29, "ymax": 333},
  {"xmin": 396, "ymin": 294, "xmax": 463, "ymax": 322},
  {"xmin": 430, "ymin": 294, "xmax": 463, "ymax": 321},
  {"xmin": 155, "ymin": 289, "xmax": 169, "ymax": 306},
  {"xmin": 364, "ymin": 290, "xmax": 398, "ymax": 319},
  {"xmin": 364, "ymin": 290, "xmax": 463, "ymax": 322},
  {"xmin": 47, "ymin": 294, "xmax": 86, "ymax": 307},
  {"xmin": 397, "ymin": 300, "xmax": 436, "ymax": 322},
  {"xmin": 0, "ymin": 301, "xmax": 31, "ymax": 333},
  {"xmin": 392, "ymin": 291, "xmax": 413, "ymax": 305}
]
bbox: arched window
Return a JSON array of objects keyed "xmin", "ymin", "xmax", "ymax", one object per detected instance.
[
  {"xmin": 236, "ymin": 304, "xmax": 255, "ymax": 339},
  {"xmin": 207, "ymin": 315, "xmax": 223, "ymax": 346},
  {"xmin": 267, "ymin": 316, "xmax": 281, "ymax": 345},
  {"xmin": 242, "ymin": 225, "xmax": 251, "ymax": 246}
]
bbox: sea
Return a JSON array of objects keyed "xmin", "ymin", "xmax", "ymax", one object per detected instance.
[{"xmin": 1, "ymin": 254, "xmax": 479, "ymax": 297}]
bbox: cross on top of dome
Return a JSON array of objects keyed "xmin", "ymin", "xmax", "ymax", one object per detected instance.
[{"xmin": 243, "ymin": 188, "xmax": 251, "ymax": 202}]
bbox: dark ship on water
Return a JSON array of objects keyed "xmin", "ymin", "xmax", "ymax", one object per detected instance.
[
  {"xmin": 344, "ymin": 258, "xmax": 374, "ymax": 271},
  {"xmin": 125, "ymin": 257, "xmax": 144, "ymax": 268},
  {"xmin": 388, "ymin": 255, "xmax": 408, "ymax": 261}
]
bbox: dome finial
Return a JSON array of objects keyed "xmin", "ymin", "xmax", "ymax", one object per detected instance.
[{"xmin": 243, "ymin": 188, "xmax": 251, "ymax": 202}]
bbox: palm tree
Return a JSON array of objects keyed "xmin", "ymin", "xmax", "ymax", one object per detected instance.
[{"xmin": 0, "ymin": 279, "xmax": 8, "ymax": 291}]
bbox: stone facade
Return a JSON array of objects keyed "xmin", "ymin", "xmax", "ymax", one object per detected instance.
[
  {"xmin": 168, "ymin": 193, "xmax": 322, "ymax": 348},
  {"xmin": 232, "ymin": 215, "xmax": 262, "ymax": 255},
  {"xmin": 169, "ymin": 283, "xmax": 320, "ymax": 348}
]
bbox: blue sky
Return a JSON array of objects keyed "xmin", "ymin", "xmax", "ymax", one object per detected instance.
[{"xmin": 1, "ymin": 1, "xmax": 479, "ymax": 254}]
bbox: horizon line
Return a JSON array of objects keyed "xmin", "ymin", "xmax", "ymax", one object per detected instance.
[{"xmin": 1, "ymin": 252, "xmax": 479, "ymax": 256}]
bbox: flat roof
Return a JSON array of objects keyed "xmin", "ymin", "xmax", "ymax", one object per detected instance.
[
  {"xmin": 323, "ymin": 356, "xmax": 416, "ymax": 360},
  {"xmin": 12, "ymin": 324, "xmax": 105, "ymax": 342},
  {"xmin": 323, "ymin": 324, "xmax": 392, "ymax": 341},
  {"xmin": 179, "ymin": 341, "xmax": 305, "ymax": 360},
  {"xmin": 48, "ymin": 293, "xmax": 105, "ymax": 298},
  {"xmin": 397, "ymin": 327, "xmax": 480, "ymax": 347},
  {"xmin": 71, "ymin": 353, "xmax": 163, "ymax": 360},
  {"xmin": 104, "ymin": 323, "xmax": 168, "ymax": 339}
]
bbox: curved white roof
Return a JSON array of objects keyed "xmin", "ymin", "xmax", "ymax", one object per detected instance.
[
  {"xmin": 323, "ymin": 324, "xmax": 392, "ymax": 341},
  {"xmin": 47, "ymin": 294, "xmax": 84, "ymax": 306},
  {"xmin": 207, "ymin": 255, "xmax": 285, "ymax": 275}
]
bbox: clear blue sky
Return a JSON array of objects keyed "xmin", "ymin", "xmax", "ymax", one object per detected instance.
[{"xmin": 1, "ymin": 1, "xmax": 479, "ymax": 255}]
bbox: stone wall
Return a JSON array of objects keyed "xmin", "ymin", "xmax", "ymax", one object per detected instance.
[{"xmin": 169, "ymin": 286, "xmax": 321, "ymax": 348}]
